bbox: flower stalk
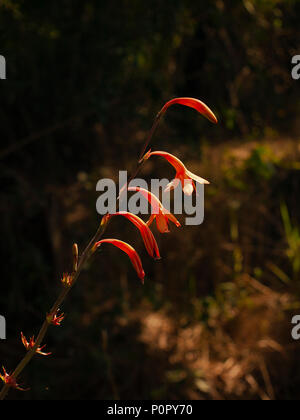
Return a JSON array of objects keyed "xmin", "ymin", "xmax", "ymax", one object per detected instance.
[{"xmin": 0, "ymin": 97, "xmax": 217, "ymax": 400}]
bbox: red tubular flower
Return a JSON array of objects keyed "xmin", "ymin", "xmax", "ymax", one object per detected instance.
[
  {"xmin": 21, "ymin": 332, "xmax": 52, "ymax": 356},
  {"xmin": 140, "ymin": 97, "xmax": 218, "ymax": 162},
  {"xmin": 94, "ymin": 239, "xmax": 146, "ymax": 284},
  {"xmin": 0, "ymin": 367, "xmax": 28, "ymax": 391},
  {"xmin": 142, "ymin": 150, "xmax": 210, "ymax": 196},
  {"xmin": 107, "ymin": 212, "xmax": 161, "ymax": 260},
  {"xmin": 128, "ymin": 187, "xmax": 181, "ymax": 234},
  {"xmin": 159, "ymin": 97, "xmax": 218, "ymax": 124}
]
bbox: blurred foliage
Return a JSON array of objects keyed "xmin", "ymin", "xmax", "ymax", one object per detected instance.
[
  {"xmin": 281, "ymin": 202, "xmax": 300, "ymax": 279},
  {"xmin": 0, "ymin": 0, "xmax": 300, "ymax": 400}
]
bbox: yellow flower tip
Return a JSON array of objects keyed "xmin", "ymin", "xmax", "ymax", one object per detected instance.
[
  {"xmin": 91, "ymin": 243, "xmax": 99, "ymax": 254},
  {"xmin": 101, "ymin": 213, "xmax": 111, "ymax": 227},
  {"xmin": 139, "ymin": 149, "xmax": 152, "ymax": 164}
]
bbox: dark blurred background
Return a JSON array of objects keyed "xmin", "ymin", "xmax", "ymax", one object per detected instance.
[{"xmin": 0, "ymin": 0, "xmax": 300, "ymax": 400}]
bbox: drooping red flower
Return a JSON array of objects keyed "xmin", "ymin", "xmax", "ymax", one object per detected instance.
[
  {"xmin": 141, "ymin": 150, "xmax": 209, "ymax": 196},
  {"xmin": 21, "ymin": 332, "xmax": 52, "ymax": 356},
  {"xmin": 128, "ymin": 187, "xmax": 181, "ymax": 234},
  {"xmin": 107, "ymin": 212, "xmax": 161, "ymax": 260},
  {"xmin": 140, "ymin": 97, "xmax": 218, "ymax": 160},
  {"xmin": 0, "ymin": 367, "xmax": 28, "ymax": 391},
  {"xmin": 94, "ymin": 239, "xmax": 146, "ymax": 284},
  {"xmin": 158, "ymin": 97, "xmax": 218, "ymax": 124}
]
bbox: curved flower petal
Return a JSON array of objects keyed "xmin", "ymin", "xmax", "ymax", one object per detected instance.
[
  {"xmin": 156, "ymin": 215, "xmax": 170, "ymax": 234},
  {"xmin": 160, "ymin": 97, "xmax": 218, "ymax": 124},
  {"xmin": 128, "ymin": 186, "xmax": 161, "ymax": 215},
  {"xmin": 142, "ymin": 151, "xmax": 210, "ymax": 195},
  {"xmin": 164, "ymin": 178, "xmax": 180, "ymax": 193},
  {"xmin": 109, "ymin": 212, "xmax": 161, "ymax": 260},
  {"xmin": 139, "ymin": 98, "xmax": 218, "ymax": 161},
  {"xmin": 146, "ymin": 214, "xmax": 156, "ymax": 228},
  {"xmin": 95, "ymin": 239, "xmax": 146, "ymax": 283},
  {"xmin": 186, "ymin": 169, "xmax": 210, "ymax": 185},
  {"xmin": 163, "ymin": 211, "xmax": 181, "ymax": 228},
  {"xmin": 143, "ymin": 151, "xmax": 186, "ymax": 174},
  {"xmin": 129, "ymin": 187, "xmax": 181, "ymax": 233}
]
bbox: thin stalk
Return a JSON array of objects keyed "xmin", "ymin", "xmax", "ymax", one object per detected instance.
[
  {"xmin": 0, "ymin": 222, "xmax": 106, "ymax": 400},
  {"xmin": 138, "ymin": 111, "xmax": 162, "ymax": 161},
  {"xmin": 0, "ymin": 109, "xmax": 161, "ymax": 400}
]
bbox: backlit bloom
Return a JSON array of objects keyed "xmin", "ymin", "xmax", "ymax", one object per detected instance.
[
  {"xmin": 94, "ymin": 239, "xmax": 146, "ymax": 284},
  {"xmin": 128, "ymin": 187, "xmax": 181, "ymax": 234},
  {"xmin": 21, "ymin": 332, "xmax": 52, "ymax": 356},
  {"xmin": 141, "ymin": 150, "xmax": 210, "ymax": 196},
  {"xmin": 140, "ymin": 97, "xmax": 218, "ymax": 160},
  {"xmin": 107, "ymin": 212, "xmax": 161, "ymax": 260},
  {"xmin": 158, "ymin": 97, "xmax": 218, "ymax": 124},
  {"xmin": 0, "ymin": 367, "xmax": 28, "ymax": 391}
]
